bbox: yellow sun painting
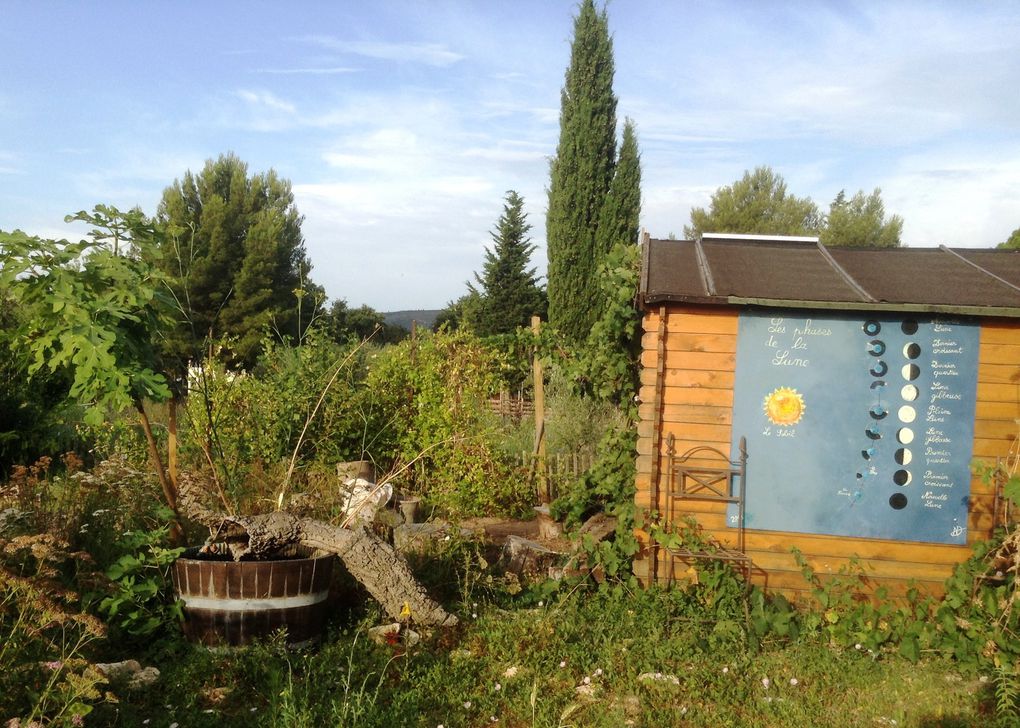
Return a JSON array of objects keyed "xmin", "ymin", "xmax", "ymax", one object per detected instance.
[{"xmin": 763, "ymin": 386, "xmax": 806, "ymax": 426}]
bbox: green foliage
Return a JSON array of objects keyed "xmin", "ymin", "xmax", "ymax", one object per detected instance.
[
  {"xmin": 575, "ymin": 241, "xmax": 643, "ymax": 406},
  {"xmin": 0, "ymin": 207, "xmax": 175, "ymax": 426},
  {"xmin": 1000, "ymin": 226, "xmax": 1020, "ymax": 249},
  {"xmin": 323, "ymin": 299, "xmax": 406, "ymax": 345},
  {"xmin": 0, "ymin": 298, "xmax": 84, "ymax": 478},
  {"xmin": 155, "ymin": 152, "xmax": 321, "ymax": 370},
  {"xmin": 182, "ymin": 332, "xmax": 371, "ymax": 510},
  {"xmin": 467, "ymin": 190, "xmax": 546, "ymax": 336},
  {"xmin": 685, "ymin": 166, "xmax": 823, "ymax": 238},
  {"xmin": 93, "ymin": 517, "xmax": 184, "ymax": 639},
  {"xmin": 596, "ymin": 117, "xmax": 642, "ymax": 252},
  {"xmin": 820, "ymin": 188, "xmax": 903, "ymax": 247},
  {"xmin": 366, "ymin": 330, "xmax": 531, "ymax": 517},
  {"xmin": 432, "ymin": 290, "xmax": 483, "ymax": 333},
  {"xmin": 546, "ymin": 0, "xmax": 620, "ymax": 344}
]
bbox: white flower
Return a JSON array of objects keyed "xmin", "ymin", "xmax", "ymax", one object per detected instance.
[
  {"xmin": 494, "ymin": 682, "xmax": 501, "ymax": 691},
  {"xmin": 722, "ymin": 666, "xmax": 729, "ymax": 674},
  {"xmin": 790, "ymin": 678, "xmax": 799, "ymax": 686},
  {"xmin": 762, "ymin": 677, "xmax": 770, "ymax": 689},
  {"xmin": 438, "ymin": 724, "xmax": 445, "ymax": 728},
  {"xmin": 594, "ymin": 668, "xmax": 603, "ymax": 676},
  {"xmin": 538, "ymin": 600, "xmax": 544, "ymax": 607},
  {"xmin": 472, "ymin": 613, "xmax": 478, "ymax": 619},
  {"xmin": 463, "ymin": 701, "xmax": 472, "ymax": 709},
  {"xmin": 559, "ymin": 660, "xmax": 566, "ymax": 668},
  {"xmin": 582, "ymin": 676, "xmax": 591, "ymax": 685},
  {"xmin": 855, "ymin": 643, "xmax": 862, "ymax": 650}
]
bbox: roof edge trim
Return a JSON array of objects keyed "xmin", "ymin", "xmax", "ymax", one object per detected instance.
[
  {"xmin": 701, "ymin": 232, "xmax": 819, "ymax": 243},
  {"xmin": 694, "ymin": 238, "xmax": 717, "ymax": 296},
  {"xmin": 726, "ymin": 296, "xmax": 1020, "ymax": 318},
  {"xmin": 941, "ymin": 245, "xmax": 1020, "ymax": 296},
  {"xmin": 815, "ymin": 242, "xmax": 877, "ymax": 303}
]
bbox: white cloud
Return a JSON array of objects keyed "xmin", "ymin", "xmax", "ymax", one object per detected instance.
[
  {"xmin": 235, "ymin": 89, "xmax": 296, "ymax": 114},
  {"xmin": 883, "ymin": 147, "xmax": 1020, "ymax": 247},
  {"xmin": 300, "ymin": 36, "xmax": 464, "ymax": 67}
]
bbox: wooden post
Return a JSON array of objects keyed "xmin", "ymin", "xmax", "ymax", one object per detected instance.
[{"xmin": 532, "ymin": 316, "xmax": 548, "ymax": 503}]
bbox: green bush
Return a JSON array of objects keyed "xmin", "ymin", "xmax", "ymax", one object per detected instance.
[{"xmin": 365, "ymin": 329, "xmax": 531, "ymax": 517}]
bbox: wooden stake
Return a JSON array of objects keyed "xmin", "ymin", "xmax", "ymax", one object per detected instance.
[{"xmin": 532, "ymin": 316, "xmax": 548, "ymax": 503}]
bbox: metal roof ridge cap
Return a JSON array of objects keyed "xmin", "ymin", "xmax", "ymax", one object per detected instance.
[
  {"xmin": 940, "ymin": 245, "xmax": 1020, "ymax": 296},
  {"xmin": 694, "ymin": 237, "xmax": 717, "ymax": 296},
  {"xmin": 815, "ymin": 242, "xmax": 876, "ymax": 303}
]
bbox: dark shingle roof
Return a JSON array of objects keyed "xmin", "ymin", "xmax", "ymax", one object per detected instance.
[{"xmin": 641, "ymin": 234, "xmax": 1020, "ymax": 317}]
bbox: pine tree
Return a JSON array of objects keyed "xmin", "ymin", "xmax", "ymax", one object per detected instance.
[
  {"xmin": 596, "ymin": 117, "xmax": 642, "ymax": 252},
  {"xmin": 155, "ymin": 153, "xmax": 318, "ymax": 370},
  {"xmin": 546, "ymin": 0, "xmax": 618, "ymax": 344},
  {"xmin": 470, "ymin": 191, "xmax": 545, "ymax": 336}
]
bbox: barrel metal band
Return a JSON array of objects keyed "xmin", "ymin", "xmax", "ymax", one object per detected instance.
[{"xmin": 181, "ymin": 592, "xmax": 328, "ymax": 611}]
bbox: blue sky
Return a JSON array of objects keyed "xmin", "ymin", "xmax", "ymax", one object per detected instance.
[{"xmin": 2, "ymin": 1, "xmax": 1019, "ymax": 311}]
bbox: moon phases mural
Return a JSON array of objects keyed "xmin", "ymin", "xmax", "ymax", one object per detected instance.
[{"xmin": 730, "ymin": 312, "xmax": 979, "ymax": 544}]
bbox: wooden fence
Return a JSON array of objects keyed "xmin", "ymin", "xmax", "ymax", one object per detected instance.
[
  {"xmin": 514, "ymin": 451, "xmax": 595, "ymax": 500},
  {"xmin": 486, "ymin": 391, "xmax": 535, "ymax": 420}
]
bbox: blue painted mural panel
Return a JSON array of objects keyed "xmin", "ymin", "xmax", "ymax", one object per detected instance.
[{"xmin": 729, "ymin": 310, "xmax": 979, "ymax": 544}]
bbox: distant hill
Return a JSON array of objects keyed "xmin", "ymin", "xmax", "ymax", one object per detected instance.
[{"xmin": 383, "ymin": 309, "xmax": 441, "ymax": 331}]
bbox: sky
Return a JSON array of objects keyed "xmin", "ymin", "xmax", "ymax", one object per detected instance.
[{"xmin": 2, "ymin": 1, "xmax": 1019, "ymax": 312}]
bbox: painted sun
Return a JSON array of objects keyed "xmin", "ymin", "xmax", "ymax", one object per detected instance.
[{"xmin": 763, "ymin": 386, "xmax": 806, "ymax": 426}]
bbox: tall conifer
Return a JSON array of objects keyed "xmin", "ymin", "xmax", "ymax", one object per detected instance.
[
  {"xmin": 546, "ymin": 0, "xmax": 618, "ymax": 343},
  {"xmin": 596, "ymin": 117, "xmax": 642, "ymax": 252},
  {"xmin": 470, "ymin": 191, "xmax": 545, "ymax": 336}
]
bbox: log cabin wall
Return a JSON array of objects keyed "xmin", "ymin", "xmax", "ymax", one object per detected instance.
[{"xmin": 632, "ymin": 304, "xmax": 1020, "ymax": 601}]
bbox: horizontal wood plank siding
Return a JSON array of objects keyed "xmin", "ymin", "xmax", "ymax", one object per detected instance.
[{"xmin": 634, "ymin": 306, "xmax": 1020, "ymax": 602}]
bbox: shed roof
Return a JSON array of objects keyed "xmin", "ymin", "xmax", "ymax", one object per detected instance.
[{"xmin": 641, "ymin": 234, "xmax": 1020, "ymax": 317}]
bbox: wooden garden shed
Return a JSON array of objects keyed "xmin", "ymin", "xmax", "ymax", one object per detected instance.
[{"xmin": 634, "ymin": 233, "xmax": 1020, "ymax": 599}]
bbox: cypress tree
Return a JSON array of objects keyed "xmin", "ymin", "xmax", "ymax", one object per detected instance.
[
  {"xmin": 546, "ymin": 0, "xmax": 618, "ymax": 344},
  {"xmin": 596, "ymin": 117, "xmax": 642, "ymax": 252},
  {"xmin": 470, "ymin": 190, "xmax": 545, "ymax": 336}
]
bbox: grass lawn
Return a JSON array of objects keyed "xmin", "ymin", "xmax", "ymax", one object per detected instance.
[{"xmin": 91, "ymin": 586, "xmax": 999, "ymax": 728}]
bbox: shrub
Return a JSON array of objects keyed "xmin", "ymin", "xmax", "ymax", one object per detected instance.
[{"xmin": 365, "ymin": 330, "xmax": 531, "ymax": 517}]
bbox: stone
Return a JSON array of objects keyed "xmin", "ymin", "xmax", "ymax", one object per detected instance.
[{"xmin": 499, "ymin": 535, "xmax": 564, "ymax": 579}]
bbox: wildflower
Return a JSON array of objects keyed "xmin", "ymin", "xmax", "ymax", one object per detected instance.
[
  {"xmin": 438, "ymin": 724, "xmax": 445, "ymax": 728},
  {"xmin": 855, "ymin": 643, "xmax": 862, "ymax": 650},
  {"xmin": 143, "ymin": 721, "xmax": 150, "ymax": 726},
  {"xmin": 582, "ymin": 676, "xmax": 591, "ymax": 685},
  {"xmin": 170, "ymin": 724, "xmax": 179, "ymax": 728},
  {"xmin": 790, "ymin": 678, "xmax": 799, "ymax": 686},
  {"xmin": 762, "ymin": 677, "xmax": 770, "ymax": 689},
  {"xmin": 71, "ymin": 716, "xmax": 84, "ymax": 727},
  {"xmin": 722, "ymin": 666, "xmax": 729, "ymax": 674},
  {"xmin": 594, "ymin": 668, "xmax": 603, "ymax": 676},
  {"xmin": 464, "ymin": 701, "xmax": 472, "ymax": 709},
  {"xmin": 559, "ymin": 660, "xmax": 566, "ymax": 668},
  {"xmin": 44, "ymin": 660, "xmax": 63, "ymax": 671},
  {"xmin": 472, "ymin": 613, "xmax": 478, "ymax": 619},
  {"xmin": 538, "ymin": 600, "xmax": 544, "ymax": 607},
  {"xmin": 494, "ymin": 682, "xmax": 502, "ymax": 691}
]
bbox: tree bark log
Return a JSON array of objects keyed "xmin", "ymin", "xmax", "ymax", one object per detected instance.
[{"xmin": 179, "ymin": 477, "xmax": 457, "ymax": 627}]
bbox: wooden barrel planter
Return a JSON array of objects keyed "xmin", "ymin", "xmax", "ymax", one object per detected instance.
[{"xmin": 171, "ymin": 545, "xmax": 334, "ymax": 647}]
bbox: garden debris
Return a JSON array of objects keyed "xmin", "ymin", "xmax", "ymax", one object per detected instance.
[
  {"xmin": 578, "ymin": 512, "xmax": 617, "ymax": 543},
  {"xmin": 393, "ymin": 521, "xmax": 472, "ymax": 553},
  {"xmin": 95, "ymin": 659, "xmax": 161, "ymax": 689},
  {"xmin": 368, "ymin": 622, "xmax": 420, "ymax": 647},
  {"xmin": 178, "ymin": 473, "xmax": 458, "ymax": 627},
  {"xmin": 638, "ymin": 672, "xmax": 681, "ymax": 686},
  {"xmin": 498, "ymin": 535, "xmax": 565, "ymax": 579},
  {"xmin": 339, "ymin": 477, "xmax": 393, "ymax": 527}
]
